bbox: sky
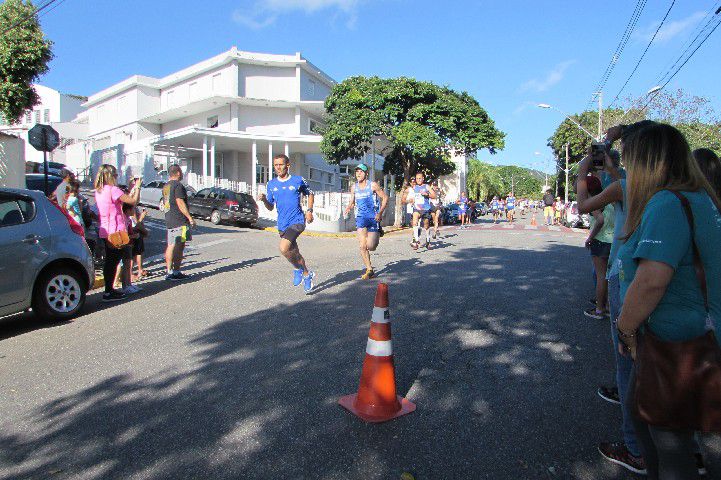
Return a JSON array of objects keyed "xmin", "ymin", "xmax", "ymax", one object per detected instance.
[{"xmin": 32, "ymin": 0, "xmax": 721, "ymax": 174}]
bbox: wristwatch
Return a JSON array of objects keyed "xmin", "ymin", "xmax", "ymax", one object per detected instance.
[{"xmin": 306, "ymin": 208, "xmax": 314, "ymax": 213}]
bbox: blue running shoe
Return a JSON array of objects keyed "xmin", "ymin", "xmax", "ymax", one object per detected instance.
[
  {"xmin": 293, "ymin": 268, "xmax": 304, "ymax": 286},
  {"xmin": 303, "ymin": 271, "xmax": 315, "ymax": 294}
]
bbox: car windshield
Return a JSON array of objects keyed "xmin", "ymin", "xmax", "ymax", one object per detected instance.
[{"xmin": 26, "ymin": 176, "xmax": 63, "ymax": 192}]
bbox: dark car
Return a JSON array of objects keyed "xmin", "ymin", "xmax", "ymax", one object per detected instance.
[
  {"xmin": 443, "ymin": 203, "xmax": 460, "ymax": 224},
  {"xmin": 187, "ymin": 187, "xmax": 258, "ymax": 226},
  {"xmin": 474, "ymin": 202, "xmax": 489, "ymax": 217}
]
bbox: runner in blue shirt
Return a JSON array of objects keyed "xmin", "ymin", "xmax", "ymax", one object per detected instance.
[
  {"xmin": 506, "ymin": 192, "xmax": 516, "ymax": 224},
  {"xmin": 404, "ymin": 171, "xmax": 436, "ymax": 250},
  {"xmin": 490, "ymin": 196, "xmax": 501, "ymax": 224},
  {"xmin": 343, "ymin": 164, "xmax": 388, "ymax": 280},
  {"xmin": 258, "ymin": 154, "xmax": 316, "ymax": 294},
  {"xmin": 457, "ymin": 191, "xmax": 469, "ymax": 229}
]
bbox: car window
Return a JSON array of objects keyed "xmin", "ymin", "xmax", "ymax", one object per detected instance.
[
  {"xmin": 207, "ymin": 190, "xmax": 219, "ymax": 199},
  {"xmin": 0, "ymin": 195, "xmax": 35, "ymax": 227},
  {"xmin": 196, "ymin": 188, "xmax": 212, "ymax": 198},
  {"xmin": 145, "ymin": 181, "xmax": 157, "ymax": 188},
  {"xmin": 26, "ymin": 176, "xmax": 63, "ymax": 193}
]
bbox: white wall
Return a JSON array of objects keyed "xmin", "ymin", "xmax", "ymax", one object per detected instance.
[
  {"xmin": 137, "ymin": 86, "xmax": 161, "ymax": 119},
  {"xmin": 300, "ymin": 69, "xmax": 331, "ymax": 102},
  {"xmin": 239, "ymin": 106, "xmax": 296, "ymax": 135},
  {"xmin": 59, "ymin": 94, "xmax": 86, "ymax": 122},
  {"xmin": 241, "ymin": 64, "xmax": 297, "ymax": 101},
  {"xmin": 162, "ymin": 107, "xmax": 230, "ymax": 133},
  {"xmin": 160, "ymin": 65, "xmax": 234, "ymax": 111},
  {"xmin": 0, "ymin": 134, "xmax": 25, "ymax": 188}
]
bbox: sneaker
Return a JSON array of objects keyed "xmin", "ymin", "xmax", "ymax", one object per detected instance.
[
  {"xmin": 361, "ymin": 268, "xmax": 375, "ymax": 280},
  {"xmin": 378, "ymin": 225, "xmax": 385, "ymax": 237},
  {"xmin": 696, "ymin": 453, "xmax": 707, "ymax": 476},
  {"xmin": 303, "ymin": 271, "xmax": 315, "ymax": 294},
  {"xmin": 597, "ymin": 386, "xmax": 621, "ymax": 405},
  {"xmin": 121, "ymin": 285, "xmax": 141, "ymax": 295},
  {"xmin": 166, "ymin": 272, "xmax": 189, "ymax": 281},
  {"xmin": 411, "ymin": 242, "xmax": 419, "ymax": 250},
  {"xmin": 589, "ymin": 297, "xmax": 597, "ymax": 307},
  {"xmin": 598, "ymin": 442, "xmax": 647, "ymax": 475},
  {"xmin": 583, "ymin": 308, "xmax": 606, "ymax": 320},
  {"xmin": 424, "ymin": 242, "xmax": 431, "ymax": 250},
  {"xmin": 293, "ymin": 268, "xmax": 304, "ymax": 287},
  {"xmin": 102, "ymin": 291, "xmax": 126, "ymax": 302}
]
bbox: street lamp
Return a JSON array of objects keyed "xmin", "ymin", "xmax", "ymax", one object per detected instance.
[
  {"xmin": 618, "ymin": 85, "xmax": 663, "ymax": 122},
  {"xmin": 537, "ymin": 104, "xmax": 599, "ymax": 140}
]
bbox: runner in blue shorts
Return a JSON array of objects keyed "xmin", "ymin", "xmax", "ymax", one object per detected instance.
[
  {"xmin": 258, "ymin": 154, "xmax": 316, "ymax": 294},
  {"xmin": 343, "ymin": 164, "xmax": 388, "ymax": 279},
  {"xmin": 506, "ymin": 192, "xmax": 516, "ymax": 224},
  {"xmin": 491, "ymin": 196, "xmax": 501, "ymax": 224},
  {"xmin": 457, "ymin": 191, "xmax": 469, "ymax": 229},
  {"xmin": 403, "ymin": 171, "xmax": 436, "ymax": 250}
]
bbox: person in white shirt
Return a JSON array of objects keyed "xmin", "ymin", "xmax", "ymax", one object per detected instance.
[{"xmin": 53, "ymin": 168, "xmax": 75, "ymax": 208}]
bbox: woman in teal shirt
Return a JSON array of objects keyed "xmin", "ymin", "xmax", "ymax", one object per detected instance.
[{"xmin": 616, "ymin": 123, "xmax": 721, "ymax": 479}]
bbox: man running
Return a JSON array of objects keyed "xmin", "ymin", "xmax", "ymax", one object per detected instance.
[
  {"xmin": 258, "ymin": 154, "xmax": 316, "ymax": 294},
  {"xmin": 457, "ymin": 190, "xmax": 469, "ymax": 228},
  {"xmin": 430, "ymin": 182, "xmax": 442, "ymax": 239},
  {"xmin": 491, "ymin": 196, "xmax": 501, "ymax": 224},
  {"xmin": 404, "ymin": 171, "xmax": 436, "ymax": 250},
  {"xmin": 506, "ymin": 192, "xmax": 516, "ymax": 224},
  {"xmin": 343, "ymin": 164, "xmax": 388, "ymax": 280}
]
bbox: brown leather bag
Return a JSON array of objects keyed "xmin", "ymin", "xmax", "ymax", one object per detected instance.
[{"xmin": 633, "ymin": 191, "xmax": 721, "ymax": 433}]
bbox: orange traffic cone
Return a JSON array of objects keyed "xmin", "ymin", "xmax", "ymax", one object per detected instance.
[
  {"xmin": 339, "ymin": 283, "xmax": 416, "ymax": 423},
  {"xmin": 530, "ymin": 215, "xmax": 537, "ymax": 226}
]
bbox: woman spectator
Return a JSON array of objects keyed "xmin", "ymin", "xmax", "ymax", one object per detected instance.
[
  {"xmin": 583, "ymin": 175, "xmax": 613, "ymax": 320},
  {"xmin": 64, "ymin": 180, "xmax": 83, "ymax": 226},
  {"xmin": 94, "ymin": 165, "xmax": 141, "ymax": 302},
  {"xmin": 693, "ymin": 148, "xmax": 721, "ymax": 198},
  {"xmin": 616, "ymin": 124, "xmax": 721, "ymax": 479}
]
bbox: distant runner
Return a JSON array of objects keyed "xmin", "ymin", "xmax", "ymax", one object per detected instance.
[
  {"xmin": 430, "ymin": 182, "xmax": 442, "ymax": 239},
  {"xmin": 491, "ymin": 196, "xmax": 501, "ymax": 224},
  {"xmin": 258, "ymin": 154, "xmax": 316, "ymax": 294},
  {"xmin": 457, "ymin": 191, "xmax": 470, "ymax": 229},
  {"xmin": 404, "ymin": 171, "xmax": 436, "ymax": 250},
  {"xmin": 343, "ymin": 164, "xmax": 388, "ymax": 280},
  {"xmin": 506, "ymin": 192, "xmax": 516, "ymax": 224}
]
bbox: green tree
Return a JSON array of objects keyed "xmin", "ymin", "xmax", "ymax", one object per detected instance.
[
  {"xmin": 0, "ymin": 0, "xmax": 53, "ymax": 124},
  {"xmin": 467, "ymin": 161, "xmax": 543, "ymax": 202},
  {"xmin": 320, "ymin": 76, "xmax": 505, "ymax": 186}
]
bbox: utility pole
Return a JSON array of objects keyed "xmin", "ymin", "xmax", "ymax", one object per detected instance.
[
  {"xmin": 596, "ymin": 91, "xmax": 603, "ymax": 140},
  {"xmin": 564, "ymin": 143, "xmax": 570, "ymax": 204}
]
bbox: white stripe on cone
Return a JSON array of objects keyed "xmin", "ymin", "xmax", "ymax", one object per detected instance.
[
  {"xmin": 366, "ymin": 338, "xmax": 393, "ymax": 357},
  {"xmin": 371, "ymin": 307, "xmax": 390, "ymax": 324}
]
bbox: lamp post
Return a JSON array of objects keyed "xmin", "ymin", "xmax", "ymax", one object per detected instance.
[{"xmin": 537, "ymin": 104, "xmax": 599, "ymax": 140}]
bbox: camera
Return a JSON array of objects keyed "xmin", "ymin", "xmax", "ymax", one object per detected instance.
[{"xmin": 591, "ymin": 141, "xmax": 607, "ymax": 168}]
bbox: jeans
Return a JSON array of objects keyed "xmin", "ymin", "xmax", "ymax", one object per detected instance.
[
  {"xmin": 626, "ymin": 367, "xmax": 701, "ymax": 479},
  {"xmin": 103, "ymin": 240, "xmax": 131, "ymax": 294},
  {"xmin": 608, "ymin": 274, "xmax": 640, "ymax": 456}
]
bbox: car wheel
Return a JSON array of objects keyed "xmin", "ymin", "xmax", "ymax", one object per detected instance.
[
  {"xmin": 32, "ymin": 267, "xmax": 86, "ymax": 322},
  {"xmin": 210, "ymin": 209, "xmax": 222, "ymax": 225}
]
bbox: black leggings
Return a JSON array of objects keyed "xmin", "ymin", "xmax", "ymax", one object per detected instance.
[{"xmin": 103, "ymin": 240, "xmax": 130, "ymax": 293}]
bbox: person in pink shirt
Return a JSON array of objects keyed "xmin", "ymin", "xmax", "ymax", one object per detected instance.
[{"xmin": 94, "ymin": 164, "xmax": 141, "ymax": 302}]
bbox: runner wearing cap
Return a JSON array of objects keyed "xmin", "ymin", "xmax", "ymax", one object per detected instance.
[
  {"xmin": 403, "ymin": 171, "xmax": 437, "ymax": 250},
  {"xmin": 343, "ymin": 164, "xmax": 388, "ymax": 279},
  {"xmin": 258, "ymin": 154, "xmax": 316, "ymax": 294},
  {"xmin": 457, "ymin": 191, "xmax": 469, "ymax": 229}
]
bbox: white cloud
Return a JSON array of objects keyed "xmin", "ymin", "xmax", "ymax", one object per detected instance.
[
  {"xmin": 636, "ymin": 11, "xmax": 707, "ymax": 44},
  {"xmin": 519, "ymin": 60, "xmax": 575, "ymax": 93},
  {"xmin": 233, "ymin": 0, "xmax": 363, "ymax": 30}
]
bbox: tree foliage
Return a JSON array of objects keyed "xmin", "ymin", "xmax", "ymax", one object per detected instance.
[
  {"xmin": 320, "ymin": 76, "xmax": 505, "ymax": 187},
  {"xmin": 0, "ymin": 0, "xmax": 53, "ymax": 124},
  {"xmin": 466, "ymin": 160, "xmax": 544, "ymax": 201}
]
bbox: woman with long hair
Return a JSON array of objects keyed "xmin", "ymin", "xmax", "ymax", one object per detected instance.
[
  {"xmin": 693, "ymin": 148, "xmax": 721, "ymax": 199},
  {"xmin": 615, "ymin": 124, "xmax": 721, "ymax": 479},
  {"xmin": 94, "ymin": 165, "xmax": 141, "ymax": 302}
]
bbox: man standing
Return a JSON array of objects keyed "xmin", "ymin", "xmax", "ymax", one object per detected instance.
[
  {"xmin": 259, "ymin": 154, "xmax": 316, "ymax": 294},
  {"xmin": 404, "ymin": 171, "xmax": 436, "ymax": 250},
  {"xmin": 343, "ymin": 164, "xmax": 388, "ymax": 280},
  {"xmin": 543, "ymin": 189, "xmax": 555, "ymax": 226},
  {"xmin": 164, "ymin": 164, "xmax": 195, "ymax": 281}
]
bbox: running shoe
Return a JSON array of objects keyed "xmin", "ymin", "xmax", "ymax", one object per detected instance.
[
  {"xmin": 597, "ymin": 386, "xmax": 621, "ymax": 405},
  {"xmin": 102, "ymin": 291, "xmax": 126, "ymax": 302},
  {"xmin": 303, "ymin": 271, "xmax": 315, "ymax": 294},
  {"xmin": 696, "ymin": 453, "xmax": 707, "ymax": 476},
  {"xmin": 166, "ymin": 272, "xmax": 190, "ymax": 281},
  {"xmin": 432, "ymin": 230, "xmax": 437, "ymax": 239},
  {"xmin": 121, "ymin": 285, "xmax": 142, "ymax": 295},
  {"xmin": 583, "ymin": 308, "xmax": 607, "ymax": 320},
  {"xmin": 361, "ymin": 268, "xmax": 375, "ymax": 280},
  {"xmin": 378, "ymin": 225, "xmax": 385, "ymax": 237},
  {"xmin": 411, "ymin": 242, "xmax": 419, "ymax": 250},
  {"xmin": 598, "ymin": 442, "xmax": 646, "ymax": 475},
  {"xmin": 293, "ymin": 268, "xmax": 304, "ymax": 286},
  {"xmin": 424, "ymin": 242, "xmax": 431, "ymax": 250}
]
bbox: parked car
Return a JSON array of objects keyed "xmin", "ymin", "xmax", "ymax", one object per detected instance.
[
  {"xmin": 187, "ymin": 187, "xmax": 259, "ymax": 226},
  {"xmin": 27, "ymin": 161, "xmax": 67, "ymax": 176},
  {"xmin": 564, "ymin": 201, "xmax": 591, "ymax": 229},
  {"xmin": 140, "ymin": 181, "xmax": 196, "ymax": 209},
  {"xmin": 473, "ymin": 202, "xmax": 489, "ymax": 218},
  {"xmin": 442, "ymin": 203, "xmax": 460, "ymax": 225},
  {"xmin": 0, "ymin": 188, "xmax": 94, "ymax": 322}
]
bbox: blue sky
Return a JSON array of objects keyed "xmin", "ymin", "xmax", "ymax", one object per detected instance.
[{"xmin": 37, "ymin": 0, "xmax": 721, "ymax": 173}]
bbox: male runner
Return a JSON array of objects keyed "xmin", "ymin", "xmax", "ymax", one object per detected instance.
[
  {"xmin": 343, "ymin": 164, "xmax": 388, "ymax": 280},
  {"xmin": 506, "ymin": 192, "xmax": 516, "ymax": 224},
  {"xmin": 404, "ymin": 171, "xmax": 436, "ymax": 250},
  {"xmin": 430, "ymin": 182, "xmax": 442, "ymax": 239},
  {"xmin": 491, "ymin": 196, "xmax": 501, "ymax": 224},
  {"xmin": 258, "ymin": 154, "xmax": 316, "ymax": 294},
  {"xmin": 457, "ymin": 191, "xmax": 469, "ymax": 228}
]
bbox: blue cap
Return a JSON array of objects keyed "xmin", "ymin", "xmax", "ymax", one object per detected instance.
[{"xmin": 355, "ymin": 164, "xmax": 369, "ymax": 172}]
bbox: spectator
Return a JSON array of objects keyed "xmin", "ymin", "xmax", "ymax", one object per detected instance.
[
  {"xmin": 132, "ymin": 206, "xmax": 149, "ymax": 280},
  {"xmin": 113, "ymin": 202, "xmax": 142, "ymax": 294},
  {"xmin": 403, "ymin": 178, "xmax": 416, "ymax": 227},
  {"xmin": 94, "ymin": 164, "xmax": 141, "ymax": 302},
  {"xmin": 542, "ymin": 189, "xmax": 554, "ymax": 225},
  {"xmin": 163, "ymin": 164, "xmax": 195, "ymax": 281},
  {"xmin": 693, "ymin": 148, "xmax": 721, "ymax": 199},
  {"xmin": 616, "ymin": 123, "xmax": 721, "ymax": 479},
  {"xmin": 554, "ymin": 196, "xmax": 564, "ymax": 225},
  {"xmin": 53, "ymin": 168, "xmax": 75, "ymax": 207},
  {"xmin": 583, "ymin": 175, "xmax": 613, "ymax": 320},
  {"xmin": 64, "ymin": 180, "xmax": 82, "ymax": 226}
]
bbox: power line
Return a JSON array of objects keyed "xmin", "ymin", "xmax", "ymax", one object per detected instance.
[
  {"xmin": 0, "ymin": 0, "xmax": 61, "ymax": 37},
  {"xmin": 585, "ymin": 0, "xmax": 648, "ymax": 109},
  {"xmin": 608, "ymin": 0, "xmax": 676, "ymax": 109}
]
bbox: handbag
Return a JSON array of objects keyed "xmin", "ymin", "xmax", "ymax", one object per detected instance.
[
  {"xmin": 632, "ymin": 190, "xmax": 721, "ymax": 433},
  {"xmin": 107, "ymin": 230, "xmax": 130, "ymax": 249}
]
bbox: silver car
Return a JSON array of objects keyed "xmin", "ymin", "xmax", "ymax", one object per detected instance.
[
  {"xmin": 0, "ymin": 188, "xmax": 95, "ymax": 322},
  {"xmin": 140, "ymin": 181, "xmax": 196, "ymax": 209}
]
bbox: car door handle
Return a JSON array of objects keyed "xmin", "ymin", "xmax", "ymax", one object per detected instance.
[{"xmin": 22, "ymin": 234, "xmax": 40, "ymax": 244}]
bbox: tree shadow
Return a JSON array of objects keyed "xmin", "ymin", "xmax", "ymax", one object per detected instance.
[{"xmin": 1, "ymin": 244, "xmax": 719, "ymax": 479}]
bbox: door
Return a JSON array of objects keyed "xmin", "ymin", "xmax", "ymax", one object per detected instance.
[
  {"xmin": 0, "ymin": 193, "xmax": 49, "ymax": 308},
  {"xmin": 187, "ymin": 188, "xmax": 212, "ymax": 217}
]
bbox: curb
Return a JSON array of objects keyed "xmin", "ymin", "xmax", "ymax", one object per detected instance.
[{"xmin": 261, "ymin": 226, "xmax": 410, "ymax": 238}]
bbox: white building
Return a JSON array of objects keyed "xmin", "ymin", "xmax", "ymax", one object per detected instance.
[
  {"xmin": 67, "ymin": 47, "xmax": 348, "ymax": 195},
  {"xmin": 438, "ymin": 151, "xmax": 468, "ymax": 203},
  {"xmin": 0, "ymin": 132, "xmax": 25, "ymax": 189},
  {"xmin": 0, "ymin": 84, "xmax": 87, "ymax": 165}
]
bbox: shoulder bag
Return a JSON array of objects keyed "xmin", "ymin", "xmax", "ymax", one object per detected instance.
[{"xmin": 632, "ymin": 190, "xmax": 721, "ymax": 432}]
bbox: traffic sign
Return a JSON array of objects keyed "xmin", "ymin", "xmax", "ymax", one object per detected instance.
[{"xmin": 28, "ymin": 124, "xmax": 60, "ymax": 152}]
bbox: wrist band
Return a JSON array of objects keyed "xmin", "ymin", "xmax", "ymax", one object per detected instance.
[{"xmin": 617, "ymin": 327, "xmax": 636, "ymax": 338}]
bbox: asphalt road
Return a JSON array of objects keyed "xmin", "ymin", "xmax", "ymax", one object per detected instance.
[{"xmin": 1, "ymin": 212, "xmax": 719, "ymax": 480}]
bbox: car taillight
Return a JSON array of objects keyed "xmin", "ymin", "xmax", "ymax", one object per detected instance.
[
  {"xmin": 51, "ymin": 201, "xmax": 85, "ymax": 237},
  {"xmin": 226, "ymin": 200, "xmax": 239, "ymax": 211}
]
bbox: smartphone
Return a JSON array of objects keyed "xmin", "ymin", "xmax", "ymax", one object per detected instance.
[{"xmin": 591, "ymin": 142, "xmax": 606, "ymax": 168}]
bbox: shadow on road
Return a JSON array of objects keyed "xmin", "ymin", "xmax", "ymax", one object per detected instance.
[{"xmin": 1, "ymin": 243, "xmax": 718, "ymax": 479}]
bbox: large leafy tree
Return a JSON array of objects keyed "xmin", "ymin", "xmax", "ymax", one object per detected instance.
[
  {"xmin": 0, "ymin": 0, "xmax": 53, "ymax": 124},
  {"xmin": 467, "ymin": 160, "xmax": 543, "ymax": 202},
  {"xmin": 320, "ymin": 76, "xmax": 505, "ymax": 187}
]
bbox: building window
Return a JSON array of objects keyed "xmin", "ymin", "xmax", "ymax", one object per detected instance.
[
  {"xmin": 43, "ymin": 109, "xmax": 50, "ymax": 123},
  {"xmin": 256, "ymin": 164, "xmax": 269, "ymax": 184},
  {"xmin": 25, "ymin": 111, "xmax": 32, "ymax": 124},
  {"xmin": 308, "ymin": 118, "xmax": 325, "ymax": 134},
  {"xmin": 212, "ymin": 73, "xmax": 222, "ymax": 93},
  {"xmin": 207, "ymin": 115, "xmax": 219, "ymax": 128},
  {"xmin": 34, "ymin": 110, "xmax": 41, "ymax": 124}
]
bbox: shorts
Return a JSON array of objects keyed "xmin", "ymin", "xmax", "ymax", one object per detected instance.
[
  {"xmin": 167, "ymin": 225, "xmax": 192, "ymax": 245},
  {"xmin": 544, "ymin": 206, "xmax": 554, "ymax": 217},
  {"xmin": 132, "ymin": 237, "xmax": 145, "ymax": 256},
  {"xmin": 356, "ymin": 216, "xmax": 379, "ymax": 232},
  {"xmin": 589, "ymin": 239, "xmax": 611, "ymax": 258},
  {"xmin": 458, "ymin": 208, "xmax": 467, "ymax": 215},
  {"xmin": 279, "ymin": 223, "xmax": 305, "ymax": 243},
  {"xmin": 430, "ymin": 204, "xmax": 441, "ymax": 214},
  {"xmin": 414, "ymin": 209, "xmax": 432, "ymax": 220},
  {"xmin": 507, "ymin": 207, "xmax": 514, "ymax": 212}
]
